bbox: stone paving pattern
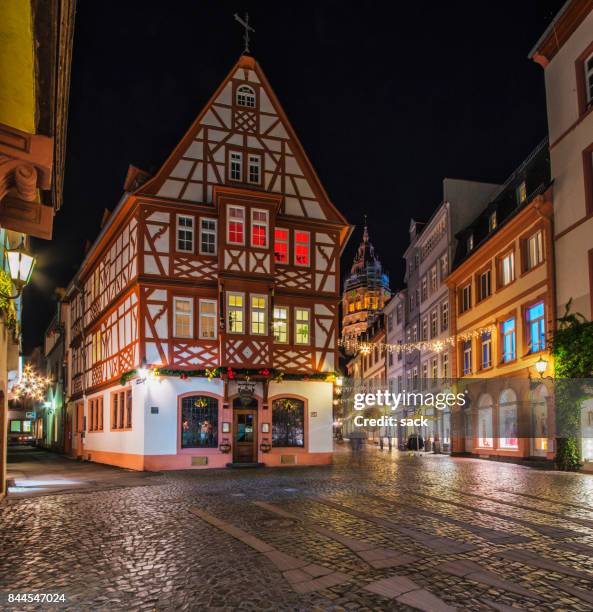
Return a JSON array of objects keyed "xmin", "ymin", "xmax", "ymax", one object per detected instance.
[{"xmin": 2, "ymin": 448, "xmax": 593, "ymax": 610}]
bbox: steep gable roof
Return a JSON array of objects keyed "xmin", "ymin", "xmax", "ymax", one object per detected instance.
[{"xmin": 138, "ymin": 55, "xmax": 347, "ymax": 225}]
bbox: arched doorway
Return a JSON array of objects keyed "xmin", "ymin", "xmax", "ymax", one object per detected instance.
[{"xmin": 232, "ymin": 397, "xmax": 258, "ymax": 463}]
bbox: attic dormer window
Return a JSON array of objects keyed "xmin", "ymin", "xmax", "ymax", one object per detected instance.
[
  {"xmin": 467, "ymin": 234, "xmax": 474, "ymax": 253},
  {"xmin": 236, "ymin": 85, "xmax": 256, "ymax": 108}
]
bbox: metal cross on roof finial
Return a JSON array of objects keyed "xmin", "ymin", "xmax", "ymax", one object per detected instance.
[
  {"xmin": 363, "ymin": 214, "xmax": 367, "ymax": 226},
  {"xmin": 234, "ymin": 12, "xmax": 255, "ymax": 54}
]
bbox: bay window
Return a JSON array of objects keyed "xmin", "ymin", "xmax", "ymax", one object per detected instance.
[
  {"xmin": 250, "ymin": 295, "xmax": 267, "ymax": 335},
  {"xmin": 273, "ymin": 306, "xmax": 288, "ymax": 343},
  {"xmin": 251, "ymin": 209, "xmax": 268, "ymax": 247},
  {"xmin": 227, "ymin": 205, "xmax": 245, "ymax": 245},
  {"xmin": 227, "ymin": 292, "xmax": 244, "ymax": 333}
]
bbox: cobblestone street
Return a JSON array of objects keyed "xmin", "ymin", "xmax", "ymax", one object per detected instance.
[{"xmin": 3, "ymin": 446, "xmax": 593, "ymax": 611}]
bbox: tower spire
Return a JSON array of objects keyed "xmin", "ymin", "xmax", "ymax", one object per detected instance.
[{"xmin": 234, "ymin": 13, "xmax": 255, "ymax": 54}]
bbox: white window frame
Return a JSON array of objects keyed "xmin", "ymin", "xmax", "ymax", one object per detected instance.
[
  {"xmin": 501, "ymin": 252, "xmax": 515, "ymax": 286},
  {"xmin": 227, "ymin": 205, "xmax": 245, "ymax": 246},
  {"xmin": 441, "ymin": 301, "xmax": 449, "ymax": 331},
  {"xmin": 236, "ymin": 85, "xmax": 256, "ymax": 108},
  {"xmin": 247, "ymin": 154, "xmax": 262, "ymax": 185},
  {"xmin": 229, "ymin": 151, "xmax": 243, "ymax": 182},
  {"xmin": 176, "ymin": 214, "xmax": 194, "ymax": 253},
  {"xmin": 199, "ymin": 218, "xmax": 217, "ymax": 256},
  {"xmin": 250, "ymin": 294, "xmax": 268, "ymax": 336},
  {"xmin": 226, "ymin": 292, "xmax": 245, "ymax": 334},
  {"xmin": 526, "ymin": 230, "xmax": 543, "ymax": 270},
  {"xmin": 173, "ymin": 297, "xmax": 194, "ymax": 339},
  {"xmin": 294, "ymin": 307, "xmax": 310, "ymax": 345},
  {"xmin": 273, "ymin": 306, "xmax": 289, "ymax": 343},
  {"xmin": 294, "ymin": 230, "xmax": 310, "ymax": 267},
  {"xmin": 198, "ymin": 299, "xmax": 217, "ymax": 340},
  {"xmin": 251, "ymin": 208, "xmax": 269, "ymax": 249}
]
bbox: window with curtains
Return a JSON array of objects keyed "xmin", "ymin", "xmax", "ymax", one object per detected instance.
[
  {"xmin": 199, "ymin": 299, "xmax": 217, "ymax": 340},
  {"xmin": 294, "ymin": 231, "xmax": 310, "ymax": 266},
  {"xmin": 174, "ymin": 297, "xmax": 193, "ymax": 338},
  {"xmin": 481, "ymin": 332, "xmax": 492, "ymax": 369},
  {"xmin": 502, "ymin": 317, "xmax": 516, "ymax": 362},
  {"xmin": 527, "ymin": 302, "xmax": 545, "ymax": 353},
  {"xmin": 227, "ymin": 205, "xmax": 245, "ymax": 244},
  {"xmin": 273, "ymin": 306, "xmax": 288, "ymax": 343},
  {"xmin": 112, "ymin": 389, "xmax": 132, "ymax": 430},
  {"xmin": 272, "ymin": 398, "xmax": 305, "ymax": 447},
  {"xmin": 250, "ymin": 295, "xmax": 267, "ymax": 335},
  {"xmin": 181, "ymin": 395, "xmax": 218, "ymax": 448},
  {"xmin": 525, "ymin": 231, "xmax": 543, "ymax": 270},
  {"xmin": 251, "ymin": 209, "xmax": 268, "ymax": 247},
  {"xmin": 227, "ymin": 292, "xmax": 244, "ymax": 333},
  {"xmin": 274, "ymin": 228, "xmax": 289, "ymax": 263},
  {"xmin": 500, "ymin": 252, "xmax": 515, "ymax": 286},
  {"xmin": 295, "ymin": 308, "xmax": 310, "ymax": 344},
  {"xmin": 88, "ymin": 396, "xmax": 104, "ymax": 432}
]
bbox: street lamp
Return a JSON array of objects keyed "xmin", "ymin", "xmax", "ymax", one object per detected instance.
[
  {"xmin": 535, "ymin": 356, "xmax": 548, "ymax": 377},
  {"xmin": 2, "ymin": 242, "xmax": 36, "ymax": 299}
]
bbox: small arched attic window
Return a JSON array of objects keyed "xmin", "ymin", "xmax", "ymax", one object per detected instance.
[{"xmin": 236, "ymin": 85, "xmax": 256, "ymax": 108}]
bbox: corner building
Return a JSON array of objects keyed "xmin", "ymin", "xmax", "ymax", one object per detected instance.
[{"xmin": 67, "ymin": 55, "xmax": 350, "ymax": 470}]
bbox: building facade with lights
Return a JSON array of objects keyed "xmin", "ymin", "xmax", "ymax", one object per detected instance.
[
  {"xmin": 62, "ymin": 54, "xmax": 351, "ymax": 471},
  {"xmin": 401, "ymin": 179, "xmax": 498, "ymax": 451},
  {"xmin": 530, "ymin": 0, "xmax": 593, "ymax": 466},
  {"xmin": 447, "ymin": 139, "xmax": 555, "ymax": 462}
]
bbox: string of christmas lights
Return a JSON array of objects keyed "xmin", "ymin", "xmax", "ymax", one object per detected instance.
[
  {"xmin": 13, "ymin": 363, "xmax": 52, "ymax": 401},
  {"xmin": 339, "ymin": 325, "xmax": 496, "ymax": 355}
]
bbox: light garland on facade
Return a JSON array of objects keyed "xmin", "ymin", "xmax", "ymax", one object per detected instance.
[
  {"xmin": 339, "ymin": 325, "xmax": 496, "ymax": 356},
  {"xmin": 13, "ymin": 364, "xmax": 52, "ymax": 401}
]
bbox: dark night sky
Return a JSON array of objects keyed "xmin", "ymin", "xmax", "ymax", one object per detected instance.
[{"xmin": 23, "ymin": 0, "xmax": 565, "ymax": 353}]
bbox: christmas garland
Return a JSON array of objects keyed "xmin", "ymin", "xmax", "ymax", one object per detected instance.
[{"xmin": 120, "ymin": 366, "xmax": 335, "ymax": 386}]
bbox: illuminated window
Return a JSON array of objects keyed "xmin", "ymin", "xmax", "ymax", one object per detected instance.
[
  {"xmin": 481, "ymin": 332, "xmax": 492, "ymax": 369},
  {"xmin": 229, "ymin": 151, "xmax": 242, "ymax": 181},
  {"xmin": 177, "ymin": 215, "xmax": 194, "ymax": 252},
  {"xmin": 526, "ymin": 231, "xmax": 543, "ymax": 270},
  {"xmin": 500, "ymin": 252, "xmax": 514, "ymax": 286},
  {"xmin": 295, "ymin": 308, "xmax": 310, "ymax": 344},
  {"xmin": 200, "ymin": 218, "xmax": 217, "ymax": 255},
  {"xmin": 174, "ymin": 297, "xmax": 193, "ymax": 338},
  {"xmin": 502, "ymin": 317, "xmax": 516, "ymax": 362},
  {"xmin": 463, "ymin": 340, "xmax": 472, "ymax": 375},
  {"xmin": 248, "ymin": 154, "xmax": 261, "ymax": 184},
  {"xmin": 227, "ymin": 205, "xmax": 245, "ymax": 244},
  {"xmin": 273, "ymin": 306, "xmax": 288, "ymax": 343},
  {"xmin": 251, "ymin": 209, "xmax": 268, "ymax": 248},
  {"xmin": 236, "ymin": 85, "xmax": 256, "ymax": 108},
  {"xmin": 461, "ymin": 283, "xmax": 472, "ymax": 313},
  {"xmin": 250, "ymin": 295, "xmax": 267, "ymax": 335},
  {"xmin": 478, "ymin": 269, "xmax": 491, "ymax": 301},
  {"xmin": 294, "ymin": 231, "xmax": 310, "ymax": 266},
  {"xmin": 227, "ymin": 293, "xmax": 244, "ymax": 333},
  {"xmin": 489, "ymin": 211, "xmax": 497, "ymax": 232},
  {"xmin": 527, "ymin": 302, "xmax": 545, "ymax": 353},
  {"xmin": 199, "ymin": 299, "xmax": 217, "ymax": 340},
  {"xmin": 273, "ymin": 228, "xmax": 289, "ymax": 263},
  {"xmin": 516, "ymin": 181, "xmax": 527, "ymax": 205}
]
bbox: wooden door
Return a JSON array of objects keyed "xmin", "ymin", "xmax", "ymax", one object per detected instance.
[{"xmin": 233, "ymin": 409, "xmax": 257, "ymax": 463}]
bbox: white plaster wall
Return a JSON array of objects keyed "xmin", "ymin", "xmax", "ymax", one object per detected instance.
[
  {"xmin": 142, "ymin": 377, "xmax": 224, "ymax": 455},
  {"xmin": 82, "ymin": 383, "xmax": 145, "ymax": 455},
  {"xmin": 544, "ymin": 10, "xmax": 593, "ymax": 143},
  {"xmin": 268, "ymin": 380, "xmax": 333, "ymax": 453}
]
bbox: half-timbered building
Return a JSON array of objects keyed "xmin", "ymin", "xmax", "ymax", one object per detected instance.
[{"xmin": 65, "ymin": 54, "xmax": 351, "ymax": 470}]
